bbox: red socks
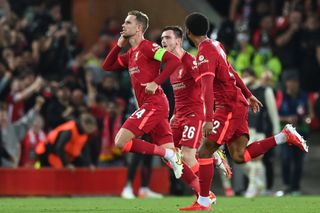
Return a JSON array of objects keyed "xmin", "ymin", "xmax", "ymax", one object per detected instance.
[
  {"xmin": 180, "ymin": 163, "xmax": 200, "ymax": 193},
  {"xmin": 198, "ymin": 158, "xmax": 214, "ymax": 197},
  {"xmin": 244, "ymin": 136, "xmax": 277, "ymax": 162},
  {"xmin": 122, "ymin": 139, "xmax": 166, "ymax": 157}
]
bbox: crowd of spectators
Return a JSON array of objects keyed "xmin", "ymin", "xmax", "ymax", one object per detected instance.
[{"xmin": 0, "ymin": 0, "xmax": 319, "ymax": 196}]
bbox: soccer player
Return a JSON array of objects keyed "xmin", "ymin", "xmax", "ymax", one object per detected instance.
[
  {"xmin": 101, "ymin": 10, "xmax": 184, "ymax": 178},
  {"xmin": 160, "ymin": 26, "xmax": 231, "ymax": 201},
  {"xmin": 180, "ymin": 12, "xmax": 308, "ymax": 211}
]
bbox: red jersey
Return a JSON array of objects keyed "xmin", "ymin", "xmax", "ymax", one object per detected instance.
[
  {"xmin": 102, "ymin": 40, "xmax": 180, "ymax": 108},
  {"xmin": 197, "ymin": 39, "xmax": 252, "ymax": 121},
  {"xmin": 170, "ymin": 52, "xmax": 203, "ymax": 118}
]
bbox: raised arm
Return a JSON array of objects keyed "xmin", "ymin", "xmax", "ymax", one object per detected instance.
[{"xmin": 101, "ymin": 35, "xmax": 129, "ymax": 71}]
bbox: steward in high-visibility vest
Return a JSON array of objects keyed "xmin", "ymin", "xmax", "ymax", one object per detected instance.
[{"xmin": 35, "ymin": 113, "xmax": 97, "ymax": 168}]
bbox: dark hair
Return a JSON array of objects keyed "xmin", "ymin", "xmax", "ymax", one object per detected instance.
[
  {"xmin": 0, "ymin": 102, "xmax": 8, "ymax": 111},
  {"xmin": 162, "ymin": 26, "xmax": 183, "ymax": 39},
  {"xmin": 80, "ymin": 113, "xmax": 97, "ymax": 126},
  {"xmin": 185, "ymin": 12, "xmax": 209, "ymax": 36},
  {"xmin": 128, "ymin": 10, "xmax": 149, "ymax": 33}
]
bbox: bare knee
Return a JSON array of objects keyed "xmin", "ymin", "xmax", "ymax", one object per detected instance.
[
  {"xmin": 182, "ymin": 154, "xmax": 197, "ymax": 167},
  {"xmin": 197, "ymin": 148, "xmax": 212, "ymax": 159},
  {"xmin": 115, "ymin": 128, "xmax": 134, "ymax": 149},
  {"xmin": 231, "ymin": 152, "xmax": 245, "ymax": 164},
  {"xmin": 197, "ymin": 139, "xmax": 220, "ymax": 159},
  {"xmin": 115, "ymin": 133, "xmax": 125, "ymax": 149}
]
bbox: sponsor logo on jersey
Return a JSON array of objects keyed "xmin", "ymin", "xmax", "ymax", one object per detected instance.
[
  {"xmin": 129, "ymin": 66, "xmax": 140, "ymax": 75},
  {"xmin": 197, "ymin": 55, "xmax": 209, "ymax": 66},
  {"xmin": 172, "ymin": 82, "xmax": 186, "ymax": 90}
]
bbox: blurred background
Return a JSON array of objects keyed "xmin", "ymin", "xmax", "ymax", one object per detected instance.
[{"xmin": 0, "ymin": 0, "xmax": 319, "ymax": 198}]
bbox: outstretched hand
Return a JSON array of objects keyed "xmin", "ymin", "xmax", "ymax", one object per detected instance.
[{"xmin": 248, "ymin": 95, "xmax": 263, "ymax": 113}]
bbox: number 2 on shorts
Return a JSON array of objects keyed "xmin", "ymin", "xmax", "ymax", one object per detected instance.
[{"xmin": 212, "ymin": 119, "xmax": 220, "ymax": 134}]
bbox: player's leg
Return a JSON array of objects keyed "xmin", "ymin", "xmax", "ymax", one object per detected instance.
[
  {"xmin": 151, "ymin": 119, "xmax": 184, "ymax": 179},
  {"xmin": 228, "ymin": 126, "xmax": 308, "ymax": 164},
  {"xmin": 227, "ymin": 106, "xmax": 308, "ymax": 163},
  {"xmin": 180, "ymin": 112, "xmax": 232, "ymax": 210},
  {"xmin": 176, "ymin": 118, "xmax": 202, "ymax": 194},
  {"xmin": 117, "ymin": 106, "xmax": 179, "ymax": 163}
]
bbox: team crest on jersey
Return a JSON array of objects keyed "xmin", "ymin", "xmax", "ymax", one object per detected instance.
[{"xmin": 198, "ymin": 55, "xmax": 204, "ymax": 61}]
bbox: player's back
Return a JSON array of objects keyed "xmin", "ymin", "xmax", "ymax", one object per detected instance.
[
  {"xmin": 197, "ymin": 39, "xmax": 247, "ymax": 110},
  {"xmin": 170, "ymin": 52, "xmax": 203, "ymax": 117}
]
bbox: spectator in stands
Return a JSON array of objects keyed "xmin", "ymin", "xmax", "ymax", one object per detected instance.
[
  {"xmin": 276, "ymin": 71, "xmax": 310, "ymax": 196},
  {"xmin": 0, "ymin": 96, "xmax": 45, "ymax": 167},
  {"xmin": 275, "ymin": 10, "xmax": 303, "ymax": 71},
  {"xmin": 19, "ymin": 115, "xmax": 46, "ymax": 167},
  {"xmin": 228, "ymin": 31, "xmax": 255, "ymax": 74},
  {"xmin": 35, "ymin": 113, "xmax": 97, "ymax": 169},
  {"xmin": 252, "ymin": 14, "xmax": 276, "ymax": 49},
  {"xmin": 299, "ymin": 13, "xmax": 320, "ymax": 92},
  {"xmin": 45, "ymin": 84, "xmax": 73, "ymax": 130},
  {"xmin": 242, "ymin": 68, "xmax": 280, "ymax": 197},
  {"xmin": 252, "ymin": 39, "xmax": 282, "ymax": 83},
  {"xmin": 5, "ymin": 75, "xmax": 43, "ymax": 122},
  {"xmin": 85, "ymin": 71, "xmax": 124, "ymax": 167}
]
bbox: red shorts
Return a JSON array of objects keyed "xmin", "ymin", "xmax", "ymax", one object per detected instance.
[
  {"xmin": 122, "ymin": 103, "xmax": 173, "ymax": 145},
  {"xmin": 207, "ymin": 103, "xmax": 249, "ymax": 145},
  {"xmin": 171, "ymin": 113, "xmax": 203, "ymax": 149}
]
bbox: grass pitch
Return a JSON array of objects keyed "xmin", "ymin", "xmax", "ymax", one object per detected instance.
[{"xmin": 0, "ymin": 196, "xmax": 319, "ymax": 213}]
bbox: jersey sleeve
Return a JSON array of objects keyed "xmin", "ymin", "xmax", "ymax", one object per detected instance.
[
  {"xmin": 140, "ymin": 41, "xmax": 181, "ymax": 84},
  {"xmin": 102, "ymin": 45, "xmax": 129, "ymax": 71},
  {"xmin": 230, "ymin": 66, "xmax": 252, "ymax": 98},
  {"xmin": 195, "ymin": 48, "xmax": 216, "ymax": 82},
  {"xmin": 196, "ymin": 48, "xmax": 216, "ymax": 121}
]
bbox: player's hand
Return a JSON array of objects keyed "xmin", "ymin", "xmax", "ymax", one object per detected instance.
[
  {"xmin": 202, "ymin": 121, "xmax": 213, "ymax": 137},
  {"xmin": 141, "ymin": 81, "xmax": 158, "ymax": 94},
  {"xmin": 248, "ymin": 95, "xmax": 263, "ymax": 113},
  {"xmin": 34, "ymin": 96, "xmax": 45, "ymax": 111},
  {"xmin": 117, "ymin": 34, "xmax": 128, "ymax": 48}
]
